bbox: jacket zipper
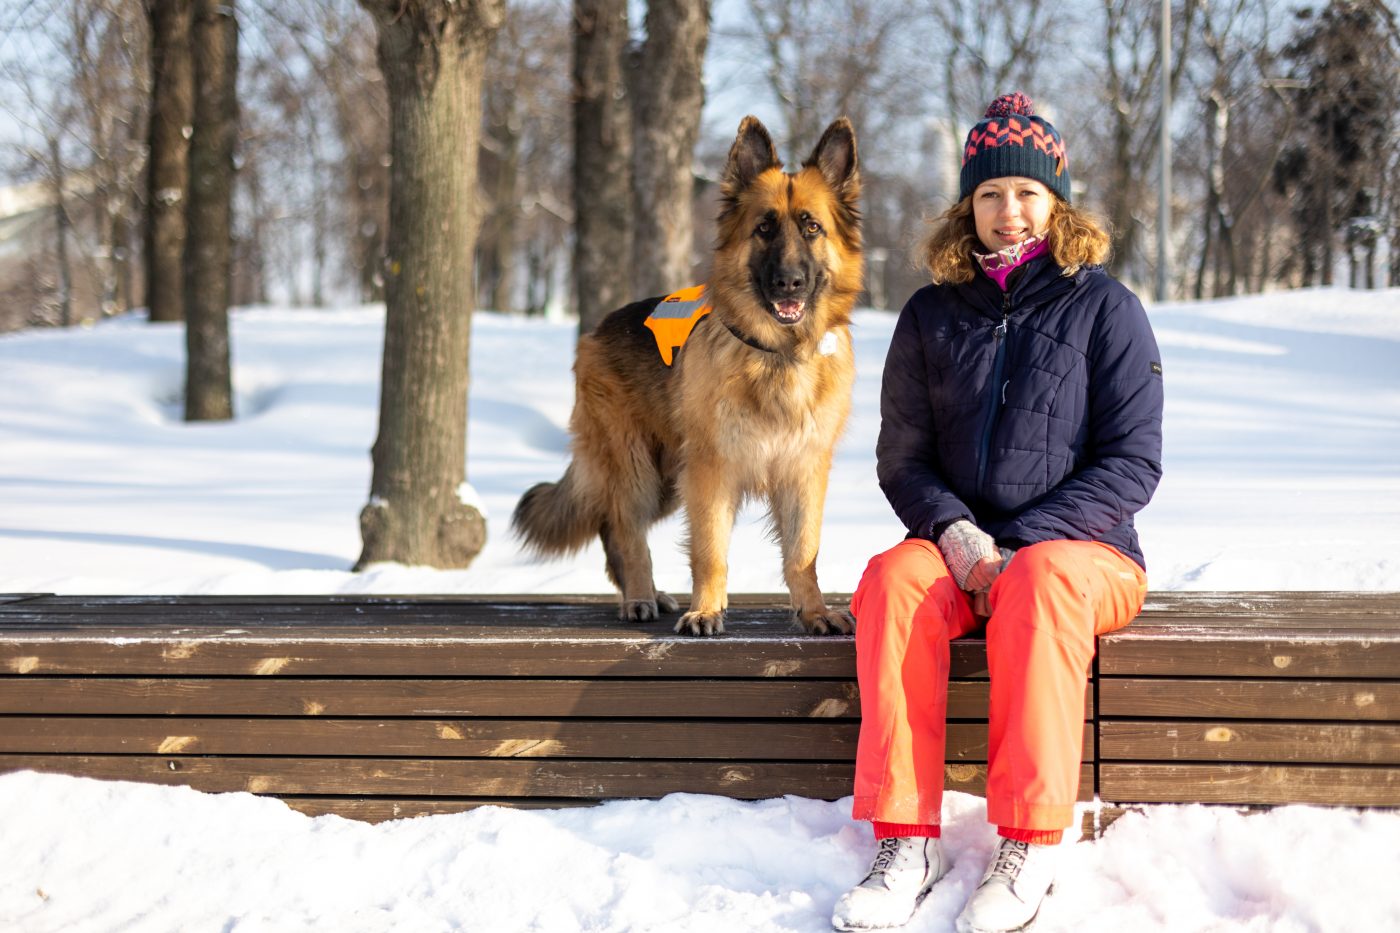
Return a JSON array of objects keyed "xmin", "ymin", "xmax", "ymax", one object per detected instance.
[{"xmin": 977, "ymin": 291, "xmax": 1012, "ymax": 495}]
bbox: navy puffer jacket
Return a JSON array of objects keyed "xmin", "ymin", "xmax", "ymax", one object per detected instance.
[{"xmin": 876, "ymin": 255, "xmax": 1163, "ymax": 568}]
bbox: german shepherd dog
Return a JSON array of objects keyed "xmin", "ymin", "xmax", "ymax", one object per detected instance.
[{"xmin": 513, "ymin": 116, "xmax": 861, "ymax": 636}]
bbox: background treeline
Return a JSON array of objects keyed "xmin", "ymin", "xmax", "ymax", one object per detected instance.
[{"xmin": 1, "ymin": 0, "xmax": 1397, "ymax": 337}]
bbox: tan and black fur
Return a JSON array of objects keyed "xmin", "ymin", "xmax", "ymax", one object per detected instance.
[{"xmin": 513, "ymin": 116, "xmax": 861, "ymax": 636}]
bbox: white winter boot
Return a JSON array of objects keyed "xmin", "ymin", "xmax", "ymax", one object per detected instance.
[
  {"xmin": 954, "ymin": 837, "xmax": 1059, "ymax": 932},
  {"xmin": 831, "ymin": 836, "xmax": 950, "ymax": 931}
]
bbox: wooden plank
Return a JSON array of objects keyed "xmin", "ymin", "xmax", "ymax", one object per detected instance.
[
  {"xmin": 0, "ymin": 595, "xmax": 996, "ymax": 678},
  {"xmin": 1100, "ymin": 763, "xmax": 1400, "ymax": 807},
  {"xmin": 4, "ymin": 590, "xmax": 1394, "ymax": 616},
  {"xmin": 0, "ymin": 717, "xmax": 860, "ymax": 760},
  {"xmin": 1099, "ymin": 626, "xmax": 1400, "ymax": 679},
  {"xmin": 0, "ymin": 754, "xmax": 857, "ymax": 799},
  {"xmin": 1098, "ymin": 678, "xmax": 1400, "ymax": 720},
  {"xmin": 0, "ymin": 597, "xmax": 821, "ymax": 634},
  {"xmin": 0, "ymin": 717, "xmax": 1095, "ymax": 762},
  {"xmin": 1099, "ymin": 721, "xmax": 1400, "ymax": 765},
  {"xmin": 0, "ymin": 595, "xmax": 48, "ymax": 605},
  {"xmin": 0, "ymin": 678, "xmax": 863, "ymax": 718},
  {"xmin": 1137, "ymin": 592, "xmax": 1400, "ymax": 617},
  {"xmin": 0, "ymin": 677, "xmax": 1091, "ymax": 720},
  {"xmin": 0, "ymin": 593, "xmax": 795, "ymax": 612},
  {"xmin": 0, "ymin": 635, "xmax": 992, "ymax": 680},
  {"xmin": 0, "ymin": 636, "xmax": 863, "ymax": 678},
  {"xmin": 281, "ymin": 797, "xmax": 599, "ymax": 821},
  {"xmin": 0, "ymin": 756, "xmax": 1095, "ymax": 802}
]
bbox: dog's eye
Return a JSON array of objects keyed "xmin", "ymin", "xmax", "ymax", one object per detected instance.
[
  {"xmin": 803, "ymin": 220, "xmax": 823, "ymax": 237},
  {"xmin": 755, "ymin": 220, "xmax": 775, "ymax": 237}
]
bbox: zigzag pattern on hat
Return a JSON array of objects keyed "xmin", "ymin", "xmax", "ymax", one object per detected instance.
[{"xmin": 963, "ymin": 118, "xmax": 1067, "ymax": 170}]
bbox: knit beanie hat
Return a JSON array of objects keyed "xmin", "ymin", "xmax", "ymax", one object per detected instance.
[{"xmin": 959, "ymin": 92, "xmax": 1071, "ymax": 203}]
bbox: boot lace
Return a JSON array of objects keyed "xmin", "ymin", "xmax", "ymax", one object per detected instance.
[
  {"xmin": 987, "ymin": 839, "xmax": 1029, "ymax": 882},
  {"xmin": 860, "ymin": 836, "xmax": 922, "ymax": 888},
  {"xmin": 869, "ymin": 836, "xmax": 905, "ymax": 875}
]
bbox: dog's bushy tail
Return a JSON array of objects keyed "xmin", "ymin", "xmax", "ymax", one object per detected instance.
[{"xmin": 511, "ymin": 464, "xmax": 598, "ymax": 557}]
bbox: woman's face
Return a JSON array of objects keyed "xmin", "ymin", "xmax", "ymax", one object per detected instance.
[{"xmin": 972, "ymin": 176, "xmax": 1054, "ymax": 252}]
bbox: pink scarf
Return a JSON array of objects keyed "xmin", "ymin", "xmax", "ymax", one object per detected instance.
[{"xmin": 974, "ymin": 235, "xmax": 1048, "ymax": 292}]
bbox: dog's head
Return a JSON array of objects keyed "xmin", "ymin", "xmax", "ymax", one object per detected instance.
[{"xmin": 713, "ymin": 116, "xmax": 863, "ymax": 334}]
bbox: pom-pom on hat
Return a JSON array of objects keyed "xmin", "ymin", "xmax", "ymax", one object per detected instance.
[{"xmin": 959, "ymin": 92, "xmax": 1071, "ymax": 203}]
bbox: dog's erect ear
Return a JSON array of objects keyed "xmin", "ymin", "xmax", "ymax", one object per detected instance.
[
  {"xmin": 724, "ymin": 116, "xmax": 782, "ymax": 191},
  {"xmin": 804, "ymin": 118, "xmax": 859, "ymax": 196}
]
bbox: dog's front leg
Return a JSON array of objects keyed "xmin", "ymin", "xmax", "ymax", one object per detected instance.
[
  {"xmin": 770, "ymin": 467, "xmax": 853, "ymax": 635},
  {"xmin": 675, "ymin": 458, "xmax": 738, "ymax": 636}
]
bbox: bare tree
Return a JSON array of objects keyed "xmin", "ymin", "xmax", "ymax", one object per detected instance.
[
  {"xmin": 573, "ymin": 0, "xmax": 632, "ymax": 333},
  {"xmin": 745, "ymin": 0, "xmax": 918, "ymax": 154},
  {"xmin": 250, "ymin": 0, "xmax": 390, "ymax": 306},
  {"xmin": 629, "ymin": 0, "xmax": 710, "ymax": 298},
  {"xmin": 63, "ymin": 1, "xmax": 148, "ymax": 320},
  {"xmin": 927, "ymin": 0, "xmax": 1054, "ymax": 180},
  {"xmin": 1093, "ymin": 0, "xmax": 1194, "ymax": 288},
  {"xmin": 182, "ymin": 0, "xmax": 237, "ymax": 421},
  {"xmin": 353, "ymin": 0, "xmax": 504, "ymax": 570},
  {"xmin": 146, "ymin": 0, "xmax": 193, "ymax": 322},
  {"xmin": 0, "ymin": 1, "xmax": 149, "ymax": 327},
  {"xmin": 318, "ymin": 2, "xmax": 391, "ymax": 306},
  {"xmin": 478, "ymin": 2, "xmax": 571, "ymax": 314},
  {"xmin": 1278, "ymin": 1, "xmax": 1398, "ymax": 288},
  {"xmin": 1187, "ymin": 0, "xmax": 1297, "ymax": 299},
  {"xmin": 48, "ymin": 136, "xmax": 75, "ymax": 327},
  {"xmin": 739, "ymin": 0, "xmax": 919, "ymax": 308}
]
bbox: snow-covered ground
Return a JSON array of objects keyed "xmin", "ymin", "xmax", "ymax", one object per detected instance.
[{"xmin": 2, "ymin": 288, "xmax": 1399, "ymax": 931}]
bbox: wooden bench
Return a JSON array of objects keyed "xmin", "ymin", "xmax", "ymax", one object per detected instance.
[
  {"xmin": 1098, "ymin": 592, "xmax": 1400, "ymax": 812},
  {"xmin": 1, "ymin": 592, "xmax": 1395, "ymax": 830}
]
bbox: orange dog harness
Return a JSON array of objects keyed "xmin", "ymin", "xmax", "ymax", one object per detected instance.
[{"xmin": 644, "ymin": 285, "xmax": 711, "ymax": 366}]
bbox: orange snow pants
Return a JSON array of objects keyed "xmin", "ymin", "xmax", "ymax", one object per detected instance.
[{"xmin": 849, "ymin": 538, "xmax": 1148, "ymax": 831}]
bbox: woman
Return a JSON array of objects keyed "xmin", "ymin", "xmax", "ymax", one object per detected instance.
[{"xmin": 832, "ymin": 93, "xmax": 1163, "ymax": 933}]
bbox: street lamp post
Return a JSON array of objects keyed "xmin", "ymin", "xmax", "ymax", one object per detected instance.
[{"xmin": 1157, "ymin": 0, "xmax": 1172, "ymax": 303}]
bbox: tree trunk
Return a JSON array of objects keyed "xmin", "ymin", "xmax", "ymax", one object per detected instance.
[
  {"xmin": 1391, "ymin": 206, "xmax": 1400, "ymax": 288},
  {"xmin": 50, "ymin": 135, "xmax": 73, "ymax": 329},
  {"xmin": 573, "ymin": 0, "xmax": 632, "ymax": 333},
  {"xmin": 479, "ymin": 92, "xmax": 521, "ymax": 313},
  {"xmin": 145, "ymin": 0, "xmax": 194, "ymax": 323},
  {"xmin": 234, "ymin": 158, "xmax": 267, "ymax": 306},
  {"xmin": 312, "ymin": 163, "xmax": 327, "ymax": 307},
  {"xmin": 183, "ymin": 0, "xmax": 237, "ymax": 422},
  {"xmin": 489, "ymin": 115, "xmax": 520, "ymax": 314},
  {"xmin": 629, "ymin": 0, "xmax": 709, "ymax": 299},
  {"xmin": 1108, "ymin": 110, "xmax": 1138, "ymax": 277},
  {"xmin": 352, "ymin": 140, "xmax": 387, "ymax": 303},
  {"xmin": 112, "ymin": 205, "xmax": 135, "ymax": 315},
  {"xmin": 1203, "ymin": 89, "xmax": 1238, "ymax": 299},
  {"xmin": 353, "ymin": 0, "xmax": 503, "ymax": 570},
  {"xmin": 331, "ymin": 82, "xmax": 389, "ymax": 304}
]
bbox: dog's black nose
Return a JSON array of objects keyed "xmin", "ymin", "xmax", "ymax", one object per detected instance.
[{"xmin": 770, "ymin": 268, "xmax": 805, "ymax": 296}]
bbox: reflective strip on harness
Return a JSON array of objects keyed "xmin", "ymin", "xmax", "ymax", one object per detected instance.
[{"xmin": 644, "ymin": 285, "xmax": 711, "ymax": 366}]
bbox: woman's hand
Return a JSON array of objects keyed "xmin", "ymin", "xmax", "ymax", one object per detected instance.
[
  {"xmin": 969, "ymin": 547, "xmax": 1017, "ymax": 620},
  {"xmin": 936, "ymin": 520, "xmax": 999, "ymax": 588}
]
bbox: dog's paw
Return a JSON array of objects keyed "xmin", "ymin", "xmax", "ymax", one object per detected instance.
[
  {"xmin": 656, "ymin": 591, "xmax": 680, "ymax": 613},
  {"xmin": 796, "ymin": 606, "xmax": 854, "ymax": 635},
  {"xmin": 675, "ymin": 609, "xmax": 726, "ymax": 636},
  {"xmin": 619, "ymin": 599, "xmax": 660, "ymax": 622}
]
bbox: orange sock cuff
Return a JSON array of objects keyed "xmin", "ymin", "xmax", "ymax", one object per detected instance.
[
  {"xmin": 997, "ymin": 826, "xmax": 1064, "ymax": 845},
  {"xmin": 873, "ymin": 821, "xmax": 940, "ymax": 840}
]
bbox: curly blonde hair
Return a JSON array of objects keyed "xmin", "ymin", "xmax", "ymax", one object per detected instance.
[{"xmin": 919, "ymin": 194, "xmax": 1112, "ymax": 285}]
